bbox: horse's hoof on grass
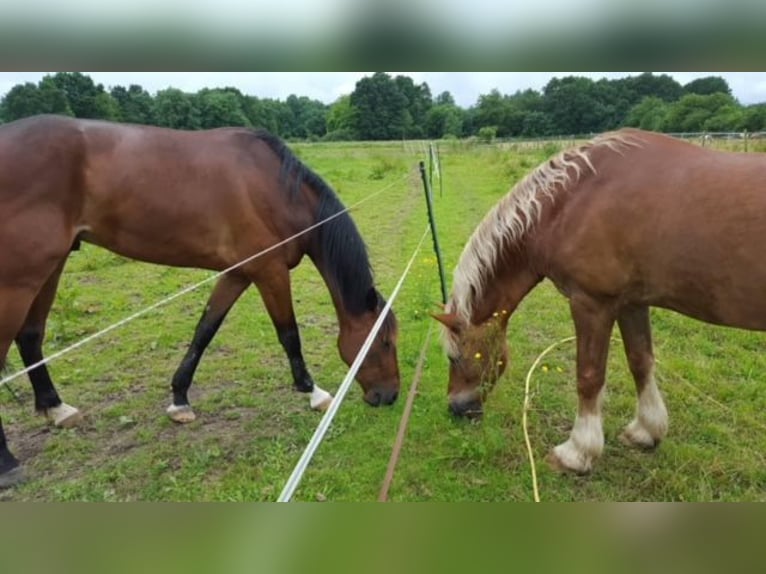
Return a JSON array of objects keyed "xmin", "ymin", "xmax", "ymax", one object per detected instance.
[
  {"xmin": 46, "ymin": 403, "xmax": 83, "ymax": 428},
  {"xmin": 166, "ymin": 404, "xmax": 196, "ymax": 423},
  {"xmin": 619, "ymin": 430, "xmax": 660, "ymax": 451},
  {"xmin": 309, "ymin": 386, "xmax": 333, "ymax": 412},
  {"xmin": 545, "ymin": 449, "xmax": 591, "ymax": 475},
  {"xmin": 0, "ymin": 466, "xmax": 26, "ymax": 489}
]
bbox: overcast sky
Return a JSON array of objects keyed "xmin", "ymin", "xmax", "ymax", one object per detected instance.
[{"xmin": 2, "ymin": 72, "xmax": 766, "ymax": 108}]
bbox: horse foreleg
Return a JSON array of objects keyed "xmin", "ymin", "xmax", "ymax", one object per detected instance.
[
  {"xmin": 15, "ymin": 260, "xmax": 82, "ymax": 428},
  {"xmin": 547, "ymin": 294, "xmax": 615, "ymax": 474},
  {"xmin": 617, "ymin": 306, "xmax": 668, "ymax": 449},
  {"xmin": 167, "ymin": 273, "xmax": 249, "ymax": 423},
  {"xmin": 252, "ymin": 265, "xmax": 332, "ymax": 412}
]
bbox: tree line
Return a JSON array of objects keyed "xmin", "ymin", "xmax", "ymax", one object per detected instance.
[{"xmin": 2, "ymin": 72, "xmax": 765, "ymax": 140}]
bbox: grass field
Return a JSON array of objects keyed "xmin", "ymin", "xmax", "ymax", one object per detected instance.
[{"xmin": 2, "ymin": 137, "xmax": 765, "ymax": 501}]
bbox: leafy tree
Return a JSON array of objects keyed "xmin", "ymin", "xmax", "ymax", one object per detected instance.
[
  {"xmin": 2, "ymin": 71, "xmax": 761, "ymax": 139},
  {"xmin": 110, "ymin": 85, "xmax": 156, "ymax": 124},
  {"xmin": 326, "ymin": 95, "xmax": 356, "ymax": 139},
  {"xmin": 350, "ymin": 72, "xmax": 409, "ymax": 140},
  {"xmin": 663, "ymin": 93, "xmax": 741, "ymax": 132},
  {"xmin": 684, "ymin": 76, "xmax": 731, "ymax": 96},
  {"xmin": 434, "ymin": 91, "xmax": 456, "ymax": 106},
  {"xmin": 283, "ymin": 94, "xmax": 327, "ymax": 139},
  {"xmin": 477, "ymin": 126, "xmax": 497, "ymax": 142},
  {"xmin": 1, "ymin": 83, "xmax": 43, "ymax": 121},
  {"xmin": 702, "ymin": 106, "xmax": 744, "ymax": 132},
  {"xmin": 592, "ymin": 78, "xmax": 634, "ymax": 130},
  {"xmin": 742, "ymin": 104, "xmax": 766, "ymax": 132},
  {"xmin": 92, "ymin": 92, "xmax": 121, "ymax": 121},
  {"xmin": 1, "ymin": 80, "xmax": 72, "ymax": 121},
  {"xmin": 520, "ymin": 111, "xmax": 554, "ymax": 137},
  {"xmin": 196, "ymin": 88, "xmax": 251, "ymax": 129},
  {"xmin": 472, "ymin": 89, "xmax": 530, "ymax": 137},
  {"xmin": 49, "ymin": 72, "xmax": 114, "ymax": 119},
  {"xmin": 626, "ymin": 72, "xmax": 684, "ymax": 102},
  {"xmin": 425, "ymin": 104, "xmax": 463, "ymax": 138},
  {"xmin": 542, "ymin": 76, "xmax": 610, "ymax": 135},
  {"xmin": 460, "ymin": 106, "xmax": 479, "ymax": 137},
  {"xmin": 241, "ymin": 97, "xmax": 280, "ymax": 133},
  {"xmin": 625, "ymin": 96, "xmax": 670, "ymax": 131},
  {"xmin": 394, "ymin": 75, "xmax": 432, "ymax": 138},
  {"xmin": 507, "ymin": 89, "xmax": 548, "ymax": 136},
  {"xmin": 474, "ymin": 89, "xmax": 506, "ymax": 133},
  {"xmin": 154, "ymin": 88, "xmax": 202, "ymax": 130}
]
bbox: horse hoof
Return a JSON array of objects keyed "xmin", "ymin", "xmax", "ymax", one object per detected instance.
[
  {"xmin": 545, "ymin": 448, "xmax": 591, "ymax": 475},
  {"xmin": 0, "ymin": 466, "xmax": 26, "ymax": 489},
  {"xmin": 46, "ymin": 403, "xmax": 83, "ymax": 428},
  {"xmin": 619, "ymin": 429, "xmax": 660, "ymax": 451},
  {"xmin": 166, "ymin": 404, "xmax": 197, "ymax": 423},
  {"xmin": 310, "ymin": 386, "xmax": 333, "ymax": 412}
]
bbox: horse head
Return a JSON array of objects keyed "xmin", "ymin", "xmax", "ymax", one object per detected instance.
[{"xmin": 434, "ymin": 310, "xmax": 510, "ymax": 418}]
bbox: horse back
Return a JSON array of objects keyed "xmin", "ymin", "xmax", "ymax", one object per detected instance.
[
  {"xmin": 1, "ymin": 116, "xmax": 313, "ymax": 272},
  {"xmin": 539, "ymin": 131, "xmax": 766, "ymax": 329}
]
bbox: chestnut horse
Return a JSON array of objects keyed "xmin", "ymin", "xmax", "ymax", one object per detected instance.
[
  {"xmin": 435, "ymin": 128, "xmax": 766, "ymax": 474},
  {"xmin": 0, "ymin": 115, "xmax": 399, "ymax": 487}
]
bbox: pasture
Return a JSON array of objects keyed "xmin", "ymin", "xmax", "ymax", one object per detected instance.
[{"xmin": 1, "ymin": 137, "xmax": 765, "ymax": 501}]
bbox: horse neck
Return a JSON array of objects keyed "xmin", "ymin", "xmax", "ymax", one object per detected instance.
[
  {"xmin": 306, "ymin": 240, "xmax": 370, "ymax": 334},
  {"xmin": 469, "ymin": 245, "xmax": 542, "ymax": 326}
]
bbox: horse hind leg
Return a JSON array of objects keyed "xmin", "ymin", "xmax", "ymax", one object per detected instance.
[
  {"xmin": 616, "ymin": 306, "xmax": 668, "ymax": 449},
  {"xmin": 0, "ymin": 285, "xmax": 50, "ymax": 486},
  {"xmin": 14, "ymin": 260, "xmax": 82, "ymax": 428},
  {"xmin": 0, "ymin": 337, "xmax": 23, "ymax": 486}
]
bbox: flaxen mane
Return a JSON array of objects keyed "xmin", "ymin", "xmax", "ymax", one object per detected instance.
[{"xmin": 447, "ymin": 130, "xmax": 642, "ymax": 327}]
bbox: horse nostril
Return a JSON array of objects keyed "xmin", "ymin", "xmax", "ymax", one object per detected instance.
[
  {"xmin": 380, "ymin": 390, "xmax": 398, "ymax": 405},
  {"xmin": 449, "ymin": 398, "xmax": 483, "ymax": 419},
  {"xmin": 365, "ymin": 390, "xmax": 382, "ymax": 407}
]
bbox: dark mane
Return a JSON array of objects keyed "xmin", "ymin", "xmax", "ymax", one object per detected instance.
[{"xmin": 253, "ymin": 129, "xmax": 390, "ymax": 321}]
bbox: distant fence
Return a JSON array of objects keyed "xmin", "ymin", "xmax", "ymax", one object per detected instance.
[{"xmin": 483, "ymin": 131, "xmax": 766, "ymax": 153}]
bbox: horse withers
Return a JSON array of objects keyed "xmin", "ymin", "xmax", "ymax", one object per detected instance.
[
  {"xmin": 435, "ymin": 128, "xmax": 766, "ymax": 474},
  {"xmin": 0, "ymin": 115, "xmax": 400, "ymax": 487}
]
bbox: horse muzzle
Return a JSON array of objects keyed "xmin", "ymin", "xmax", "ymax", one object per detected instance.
[
  {"xmin": 363, "ymin": 387, "xmax": 399, "ymax": 407},
  {"xmin": 448, "ymin": 393, "xmax": 484, "ymax": 419}
]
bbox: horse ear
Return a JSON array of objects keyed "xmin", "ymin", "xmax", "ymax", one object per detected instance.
[
  {"xmin": 431, "ymin": 312, "xmax": 463, "ymax": 335},
  {"xmin": 366, "ymin": 287, "xmax": 379, "ymax": 312}
]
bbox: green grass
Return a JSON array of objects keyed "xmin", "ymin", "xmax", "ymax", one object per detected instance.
[{"xmin": 2, "ymin": 139, "xmax": 765, "ymax": 501}]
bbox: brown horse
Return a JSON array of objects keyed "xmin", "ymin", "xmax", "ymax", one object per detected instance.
[
  {"xmin": 0, "ymin": 115, "xmax": 400, "ymax": 487},
  {"xmin": 435, "ymin": 128, "xmax": 766, "ymax": 474}
]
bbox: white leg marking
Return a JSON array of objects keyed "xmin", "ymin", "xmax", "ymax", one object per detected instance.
[
  {"xmin": 622, "ymin": 375, "xmax": 668, "ymax": 448},
  {"xmin": 310, "ymin": 385, "xmax": 333, "ymax": 411},
  {"xmin": 46, "ymin": 403, "xmax": 83, "ymax": 428},
  {"xmin": 166, "ymin": 403, "xmax": 197, "ymax": 423},
  {"xmin": 551, "ymin": 389, "xmax": 604, "ymax": 473}
]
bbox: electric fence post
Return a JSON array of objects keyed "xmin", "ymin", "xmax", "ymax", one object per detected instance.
[{"xmin": 419, "ymin": 152, "xmax": 447, "ymax": 305}]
